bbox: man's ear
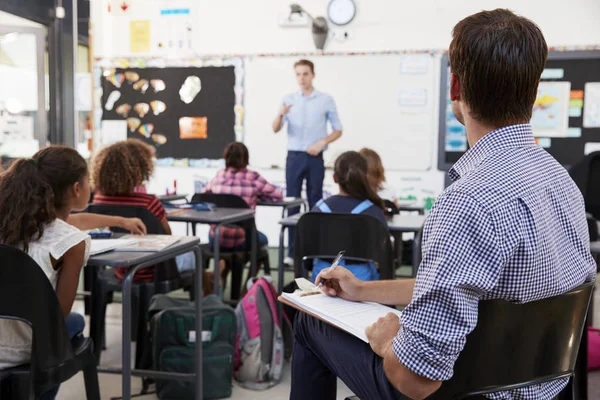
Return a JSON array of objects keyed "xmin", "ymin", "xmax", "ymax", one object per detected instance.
[
  {"xmin": 333, "ymin": 174, "xmax": 339, "ymax": 184},
  {"xmin": 450, "ymin": 72, "xmax": 461, "ymax": 101}
]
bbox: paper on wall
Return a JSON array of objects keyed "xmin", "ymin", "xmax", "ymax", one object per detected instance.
[
  {"xmin": 583, "ymin": 82, "xmax": 600, "ymax": 128},
  {"xmin": 398, "ymin": 88, "xmax": 428, "ymax": 107},
  {"xmin": 530, "ymin": 82, "xmax": 571, "ymax": 138},
  {"xmin": 100, "ymin": 120, "xmax": 128, "ymax": 146}
]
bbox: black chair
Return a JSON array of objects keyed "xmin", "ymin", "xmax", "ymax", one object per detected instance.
[
  {"xmin": 382, "ymin": 199, "xmax": 400, "ymax": 217},
  {"xmin": 0, "ymin": 245, "xmax": 100, "ymax": 399},
  {"xmin": 192, "ymin": 193, "xmax": 271, "ymax": 300},
  {"xmin": 84, "ymin": 204, "xmax": 192, "ymax": 367},
  {"xmin": 293, "ymin": 213, "xmax": 394, "ymax": 280},
  {"xmin": 569, "ymin": 151, "xmax": 600, "ymax": 221},
  {"xmin": 346, "ymin": 281, "xmax": 593, "ymax": 400}
]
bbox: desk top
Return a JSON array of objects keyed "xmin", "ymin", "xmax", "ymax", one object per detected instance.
[
  {"xmin": 167, "ymin": 207, "xmax": 255, "ymax": 224},
  {"xmin": 279, "ymin": 213, "xmax": 426, "ymax": 232},
  {"xmin": 257, "ymin": 197, "xmax": 305, "ymax": 208},
  {"xmin": 158, "ymin": 194, "xmax": 188, "ymax": 202},
  {"xmin": 87, "ymin": 236, "xmax": 200, "ymax": 267}
]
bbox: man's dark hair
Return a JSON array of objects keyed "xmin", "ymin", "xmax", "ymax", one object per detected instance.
[
  {"xmin": 223, "ymin": 142, "xmax": 249, "ymax": 169},
  {"xmin": 449, "ymin": 9, "xmax": 548, "ymax": 127},
  {"xmin": 294, "ymin": 59, "xmax": 315, "ymax": 74}
]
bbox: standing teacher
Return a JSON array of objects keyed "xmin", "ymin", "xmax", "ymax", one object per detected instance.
[{"xmin": 272, "ymin": 59, "xmax": 343, "ymax": 265}]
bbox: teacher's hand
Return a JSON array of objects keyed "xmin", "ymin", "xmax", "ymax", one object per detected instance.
[
  {"xmin": 307, "ymin": 139, "xmax": 326, "ymax": 156},
  {"xmin": 279, "ymin": 103, "xmax": 293, "ymax": 117}
]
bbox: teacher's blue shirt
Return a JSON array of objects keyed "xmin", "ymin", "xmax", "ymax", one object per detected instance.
[{"xmin": 282, "ymin": 90, "xmax": 342, "ymax": 152}]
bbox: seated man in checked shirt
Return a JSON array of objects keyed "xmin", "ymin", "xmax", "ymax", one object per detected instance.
[{"xmin": 290, "ymin": 9, "xmax": 596, "ymax": 400}]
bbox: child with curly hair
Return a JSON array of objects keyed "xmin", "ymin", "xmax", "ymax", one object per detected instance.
[{"xmin": 92, "ymin": 139, "xmax": 194, "ymax": 281}]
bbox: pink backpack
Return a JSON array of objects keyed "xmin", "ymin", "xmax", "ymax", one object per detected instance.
[
  {"xmin": 589, "ymin": 327, "xmax": 600, "ymax": 371},
  {"xmin": 234, "ymin": 277, "xmax": 288, "ymax": 389}
]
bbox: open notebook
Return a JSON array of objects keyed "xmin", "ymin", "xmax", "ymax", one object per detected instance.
[
  {"xmin": 90, "ymin": 238, "xmax": 139, "ymax": 256},
  {"xmin": 279, "ymin": 278, "xmax": 402, "ymax": 343}
]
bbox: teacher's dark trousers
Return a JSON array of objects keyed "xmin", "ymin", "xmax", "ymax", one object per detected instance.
[{"xmin": 286, "ymin": 151, "xmax": 324, "ymax": 258}]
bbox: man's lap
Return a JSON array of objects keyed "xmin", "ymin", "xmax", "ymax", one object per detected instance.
[{"xmin": 292, "ymin": 312, "xmax": 406, "ymax": 400}]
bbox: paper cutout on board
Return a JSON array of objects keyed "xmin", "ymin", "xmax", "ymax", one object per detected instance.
[
  {"xmin": 399, "ymin": 55, "xmax": 429, "ymax": 74},
  {"xmin": 138, "ymin": 124, "xmax": 154, "ymax": 138},
  {"xmin": 100, "ymin": 120, "xmax": 127, "ymax": 146},
  {"xmin": 157, "ymin": 8, "xmax": 193, "ymax": 52},
  {"xmin": 130, "ymin": 20, "xmax": 151, "ymax": 53},
  {"xmin": 151, "ymin": 79, "xmax": 166, "ymax": 93},
  {"xmin": 569, "ymin": 108, "xmax": 582, "ymax": 118},
  {"xmin": 107, "ymin": 73, "xmax": 125, "ymax": 88},
  {"xmin": 179, "ymin": 76, "xmax": 201, "ymax": 104},
  {"xmin": 179, "ymin": 117, "xmax": 207, "ymax": 139},
  {"xmin": 105, "ymin": 91, "xmax": 121, "ymax": 110},
  {"xmin": 530, "ymin": 81, "xmax": 571, "ymax": 138},
  {"xmin": 535, "ymin": 138, "xmax": 552, "ymax": 148},
  {"xmin": 398, "ymin": 88, "xmax": 428, "ymax": 107},
  {"xmin": 567, "ymin": 128, "xmax": 582, "ymax": 138},
  {"xmin": 151, "ymin": 100, "xmax": 167, "ymax": 116},
  {"xmin": 126, "ymin": 117, "xmax": 141, "ymax": 132},
  {"xmin": 116, "ymin": 104, "xmax": 131, "ymax": 118},
  {"xmin": 584, "ymin": 82, "xmax": 600, "ymax": 128},
  {"xmin": 134, "ymin": 103, "xmax": 150, "ymax": 118},
  {"xmin": 152, "ymin": 133, "xmax": 167, "ymax": 145},
  {"xmin": 133, "ymin": 79, "xmax": 150, "ymax": 94},
  {"xmin": 540, "ymin": 68, "xmax": 564, "ymax": 80},
  {"xmin": 125, "ymin": 71, "xmax": 140, "ymax": 83}
]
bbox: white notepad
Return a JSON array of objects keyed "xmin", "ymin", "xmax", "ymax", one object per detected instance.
[
  {"xmin": 90, "ymin": 238, "xmax": 139, "ymax": 256},
  {"xmin": 279, "ymin": 278, "xmax": 402, "ymax": 343}
]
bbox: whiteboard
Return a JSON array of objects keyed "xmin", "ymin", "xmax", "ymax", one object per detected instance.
[{"xmin": 243, "ymin": 54, "xmax": 440, "ymax": 171}]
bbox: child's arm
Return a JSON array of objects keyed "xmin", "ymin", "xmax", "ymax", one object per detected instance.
[
  {"xmin": 255, "ymin": 173, "xmax": 284, "ymax": 203},
  {"xmin": 67, "ymin": 213, "xmax": 147, "ymax": 235},
  {"xmin": 53, "ymin": 241, "xmax": 87, "ymax": 316}
]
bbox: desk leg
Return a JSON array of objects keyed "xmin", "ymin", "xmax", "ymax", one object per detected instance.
[
  {"xmin": 214, "ymin": 224, "xmax": 222, "ymax": 296},
  {"xmin": 250, "ymin": 220, "xmax": 258, "ymax": 277},
  {"xmin": 277, "ymin": 225, "xmax": 286, "ymax": 322},
  {"xmin": 193, "ymin": 245, "xmax": 204, "ymax": 400},
  {"xmin": 121, "ymin": 270, "xmax": 135, "ymax": 400}
]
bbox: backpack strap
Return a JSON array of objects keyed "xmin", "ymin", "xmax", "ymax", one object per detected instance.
[
  {"xmin": 351, "ymin": 199, "xmax": 373, "ymax": 214},
  {"xmin": 316, "ymin": 199, "xmax": 332, "ymax": 213}
]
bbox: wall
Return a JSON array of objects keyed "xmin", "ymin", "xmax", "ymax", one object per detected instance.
[
  {"xmin": 93, "ymin": 0, "xmax": 600, "ymax": 57},
  {"xmin": 91, "ymin": 0, "xmax": 600, "ymax": 243}
]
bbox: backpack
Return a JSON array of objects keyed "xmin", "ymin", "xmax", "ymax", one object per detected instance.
[
  {"xmin": 234, "ymin": 276, "xmax": 286, "ymax": 389},
  {"xmin": 148, "ymin": 294, "xmax": 237, "ymax": 400},
  {"xmin": 312, "ymin": 199, "xmax": 380, "ymax": 282}
]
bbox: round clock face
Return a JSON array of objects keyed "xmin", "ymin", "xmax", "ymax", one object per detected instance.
[{"xmin": 328, "ymin": 0, "xmax": 356, "ymax": 26}]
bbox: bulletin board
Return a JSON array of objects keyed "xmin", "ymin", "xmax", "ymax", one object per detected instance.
[
  {"xmin": 437, "ymin": 50, "xmax": 600, "ymax": 170},
  {"xmin": 100, "ymin": 65, "xmax": 237, "ymax": 160}
]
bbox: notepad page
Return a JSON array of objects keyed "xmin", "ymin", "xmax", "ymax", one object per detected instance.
[
  {"xmin": 281, "ymin": 292, "xmax": 401, "ymax": 342},
  {"xmin": 90, "ymin": 238, "xmax": 139, "ymax": 255}
]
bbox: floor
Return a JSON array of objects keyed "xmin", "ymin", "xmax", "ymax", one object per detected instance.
[{"xmin": 58, "ymin": 251, "xmax": 600, "ymax": 400}]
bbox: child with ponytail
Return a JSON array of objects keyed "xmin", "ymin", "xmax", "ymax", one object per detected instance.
[
  {"xmin": 0, "ymin": 146, "xmax": 145, "ymax": 399},
  {"xmin": 311, "ymin": 151, "xmax": 386, "ymax": 282}
]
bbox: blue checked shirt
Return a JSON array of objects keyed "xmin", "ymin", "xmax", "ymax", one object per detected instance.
[
  {"xmin": 394, "ymin": 124, "xmax": 596, "ymax": 399},
  {"xmin": 282, "ymin": 90, "xmax": 342, "ymax": 152}
]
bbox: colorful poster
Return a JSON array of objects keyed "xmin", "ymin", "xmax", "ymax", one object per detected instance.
[
  {"xmin": 444, "ymin": 68, "xmax": 467, "ymax": 152},
  {"xmin": 583, "ymin": 82, "xmax": 600, "ymax": 128},
  {"xmin": 530, "ymin": 82, "xmax": 571, "ymax": 137}
]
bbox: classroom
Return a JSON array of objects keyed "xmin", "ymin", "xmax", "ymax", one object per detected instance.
[{"xmin": 0, "ymin": 0, "xmax": 600, "ymax": 399}]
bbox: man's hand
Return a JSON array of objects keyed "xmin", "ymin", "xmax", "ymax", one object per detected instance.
[
  {"xmin": 307, "ymin": 139, "xmax": 326, "ymax": 156},
  {"xmin": 315, "ymin": 266, "xmax": 363, "ymax": 301},
  {"xmin": 121, "ymin": 218, "xmax": 147, "ymax": 235},
  {"xmin": 279, "ymin": 103, "xmax": 293, "ymax": 117},
  {"xmin": 366, "ymin": 313, "xmax": 401, "ymax": 358}
]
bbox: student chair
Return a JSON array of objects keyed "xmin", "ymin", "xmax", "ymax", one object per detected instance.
[
  {"xmin": 0, "ymin": 245, "xmax": 100, "ymax": 400},
  {"xmin": 293, "ymin": 213, "xmax": 394, "ymax": 280},
  {"xmin": 192, "ymin": 193, "xmax": 271, "ymax": 300},
  {"xmin": 84, "ymin": 204, "xmax": 193, "ymax": 367},
  {"xmin": 346, "ymin": 280, "xmax": 593, "ymax": 400},
  {"xmin": 569, "ymin": 151, "xmax": 600, "ymax": 220}
]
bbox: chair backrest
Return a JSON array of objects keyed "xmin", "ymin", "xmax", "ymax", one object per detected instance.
[
  {"xmin": 85, "ymin": 204, "xmax": 179, "ymax": 281},
  {"xmin": 428, "ymin": 281, "xmax": 594, "ymax": 399},
  {"xmin": 192, "ymin": 193, "xmax": 257, "ymax": 247},
  {"xmin": 293, "ymin": 213, "xmax": 394, "ymax": 279},
  {"xmin": 569, "ymin": 151, "xmax": 600, "ymax": 220},
  {"xmin": 0, "ymin": 245, "xmax": 73, "ymax": 378},
  {"xmin": 382, "ymin": 199, "xmax": 400, "ymax": 216}
]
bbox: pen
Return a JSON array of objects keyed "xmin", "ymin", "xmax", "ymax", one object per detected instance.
[{"xmin": 317, "ymin": 250, "xmax": 345, "ymax": 290}]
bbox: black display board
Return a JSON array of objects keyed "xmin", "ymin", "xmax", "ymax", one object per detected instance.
[
  {"xmin": 438, "ymin": 51, "xmax": 600, "ymax": 171},
  {"xmin": 101, "ymin": 66, "xmax": 235, "ymax": 160}
]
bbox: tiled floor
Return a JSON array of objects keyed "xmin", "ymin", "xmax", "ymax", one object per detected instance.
[{"xmin": 57, "ymin": 260, "xmax": 600, "ymax": 400}]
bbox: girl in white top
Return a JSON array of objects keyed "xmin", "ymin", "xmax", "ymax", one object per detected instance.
[{"xmin": 0, "ymin": 146, "xmax": 148, "ymax": 398}]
